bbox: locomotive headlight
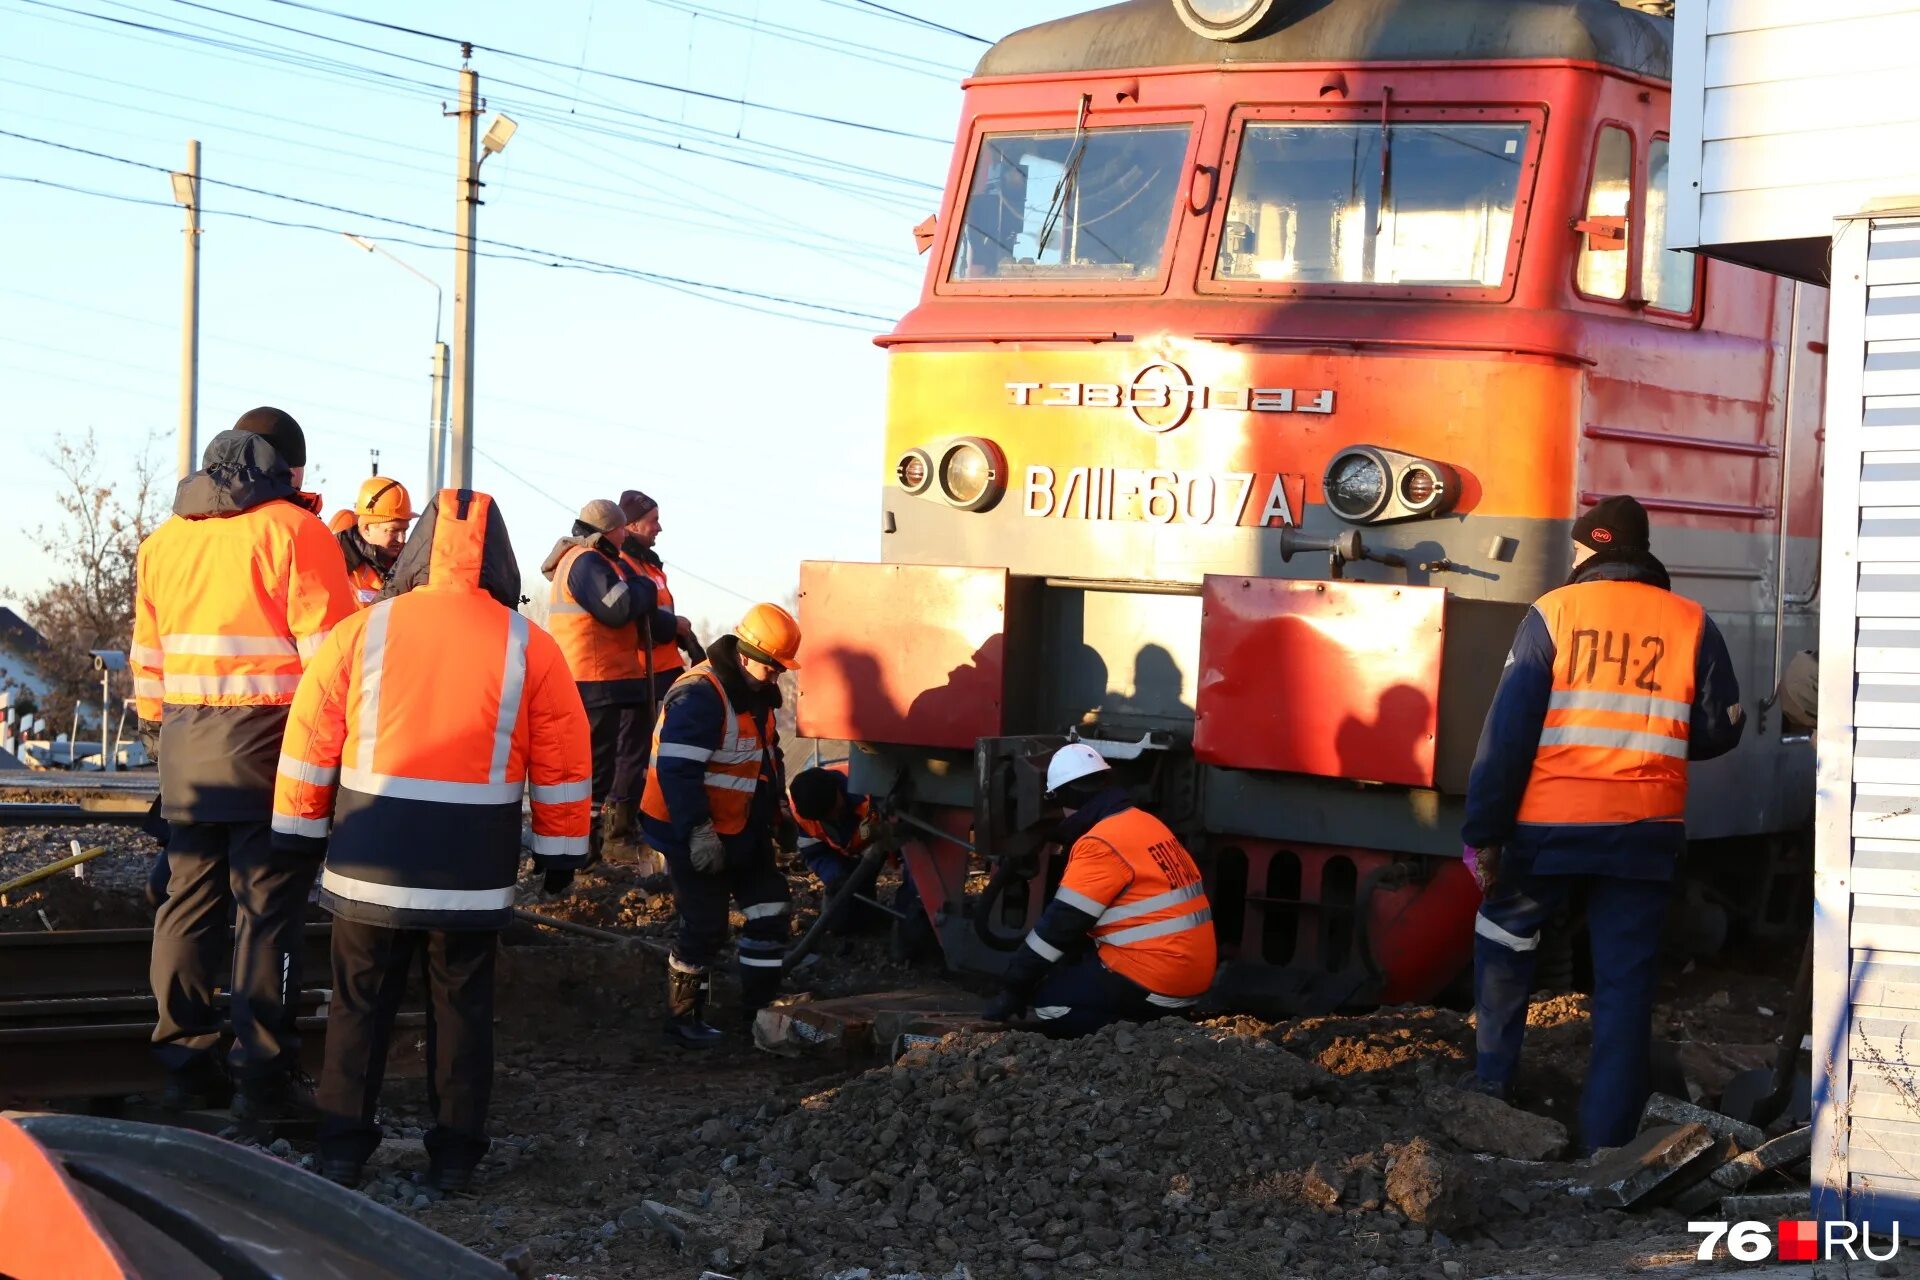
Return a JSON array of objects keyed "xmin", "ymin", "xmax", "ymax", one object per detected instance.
[
  {"xmin": 1324, "ymin": 448, "xmax": 1391, "ymax": 522},
  {"xmin": 896, "ymin": 448, "xmax": 933, "ymax": 496},
  {"xmin": 937, "ymin": 437, "xmax": 1007, "ymax": 512},
  {"xmin": 1171, "ymin": 0, "xmax": 1280, "ymax": 41},
  {"xmin": 1323, "ymin": 445, "xmax": 1462, "ymax": 524}
]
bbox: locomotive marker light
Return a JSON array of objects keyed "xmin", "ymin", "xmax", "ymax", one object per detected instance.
[
  {"xmin": 1171, "ymin": 0, "xmax": 1281, "ymax": 42},
  {"xmin": 895, "ymin": 447, "xmax": 933, "ymax": 496},
  {"xmin": 1323, "ymin": 445, "xmax": 1460, "ymax": 524},
  {"xmin": 937, "ymin": 437, "xmax": 1008, "ymax": 512}
]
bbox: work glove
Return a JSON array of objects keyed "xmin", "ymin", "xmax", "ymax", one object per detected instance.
[
  {"xmin": 982, "ymin": 989, "xmax": 1025, "ymax": 1024},
  {"xmin": 689, "ymin": 822, "xmax": 726, "ymax": 874},
  {"xmin": 1466, "ymin": 844, "xmax": 1500, "ymax": 895},
  {"xmin": 541, "ymin": 867, "xmax": 575, "ymax": 897}
]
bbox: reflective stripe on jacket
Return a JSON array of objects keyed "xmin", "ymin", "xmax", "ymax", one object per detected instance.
[
  {"xmin": 623, "ymin": 553, "xmax": 684, "ymax": 676},
  {"xmin": 547, "ymin": 543, "xmax": 643, "ymax": 686},
  {"xmin": 272, "ymin": 490, "xmax": 592, "ymax": 930},
  {"xmin": 640, "ymin": 660, "xmax": 773, "ymax": 837},
  {"xmin": 1513, "ymin": 580, "xmax": 1704, "ymax": 827},
  {"xmin": 1034, "ymin": 807, "xmax": 1216, "ymax": 999}
]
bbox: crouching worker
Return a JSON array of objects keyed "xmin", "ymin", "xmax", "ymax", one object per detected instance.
[
  {"xmin": 788, "ymin": 761, "xmax": 932, "ymax": 961},
  {"xmin": 640, "ymin": 604, "xmax": 801, "ymax": 1048},
  {"xmin": 271, "ymin": 490, "xmax": 592, "ymax": 1191},
  {"xmin": 983, "ymin": 744, "xmax": 1216, "ymax": 1036}
]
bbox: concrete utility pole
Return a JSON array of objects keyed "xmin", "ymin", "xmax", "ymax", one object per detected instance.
[
  {"xmin": 450, "ymin": 52, "xmax": 479, "ymax": 491},
  {"xmin": 430, "ymin": 340, "xmax": 450, "ymax": 491},
  {"xmin": 171, "ymin": 141, "xmax": 202, "ymax": 481},
  {"xmin": 447, "ymin": 50, "xmax": 515, "ymax": 492}
]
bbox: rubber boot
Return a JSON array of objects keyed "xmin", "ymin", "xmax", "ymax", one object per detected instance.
[
  {"xmin": 663, "ymin": 964, "xmax": 722, "ymax": 1049},
  {"xmin": 738, "ymin": 955, "xmax": 784, "ymax": 1028}
]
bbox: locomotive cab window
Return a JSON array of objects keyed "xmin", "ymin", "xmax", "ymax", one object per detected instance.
[
  {"xmin": 1210, "ymin": 119, "xmax": 1531, "ymax": 291},
  {"xmin": 1642, "ymin": 137, "xmax": 1699, "ymax": 316},
  {"xmin": 1575, "ymin": 125, "xmax": 1632, "ymax": 301},
  {"xmin": 948, "ymin": 124, "xmax": 1191, "ymax": 285}
]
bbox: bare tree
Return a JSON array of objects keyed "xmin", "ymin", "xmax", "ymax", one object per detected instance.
[{"xmin": 11, "ymin": 429, "xmax": 169, "ymax": 728}]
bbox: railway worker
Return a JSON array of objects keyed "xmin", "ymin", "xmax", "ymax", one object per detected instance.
[
  {"xmin": 335, "ymin": 475, "xmax": 415, "ymax": 608},
  {"xmin": 788, "ymin": 761, "xmax": 932, "ymax": 960},
  {"xmin": 132, "ymin": 408, "xmax": 358, "ymax": 1120},
  {"xmin": 270, "ymin": 488, "xmax": 592, "ymax": 1192},
  {"xmin": 541, "ymin": 498, "xmax": 659, "ymax": 863},
  {"xmin": 603, "ymin": 488, "xmax": 690, "ymax": 852},
  {"xmin": 1461, "ymin": 495, "xmax": 1745, "ymax": 1153},
  {"xmin": 639, "ymin": 603, "xmax": 801, "ymax": 1048},
  {"xmin": 982, "ymin": 743, "xmax": 1216, "ymax": 1036}
]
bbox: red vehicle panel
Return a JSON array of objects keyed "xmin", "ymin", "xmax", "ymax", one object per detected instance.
[
  {"xmin": 796, "ymin": 561, "xmax": 1010, "ymax": 750},
  {"xmin": 1195, "ymin": 577, "xmax": 1444, "ymax": 787}
]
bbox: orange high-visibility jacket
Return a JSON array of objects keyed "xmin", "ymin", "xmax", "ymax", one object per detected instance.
[
  {"xmin": 336, "ymin": 526, "xmax": 389, "ymax": 609},
  {"xmin": 272, "ymin": 490, "xmax": 592, "ymax": 929},
  {"xmin": 621, "ymin": 551, "xmax": 683, "ymax": 678},
  {"xmin": 1514, "ymin": 579, "xmax": 1704, "ymax": 827},
  {"xmin": 640, "ymin": 658, "xmax": 774, "ymax": 837},
  {"xmin": 1039, "ymin": 807, "xmax": 1217, "ymax": 999},
  {"xmin": 133, "ymin": 432, "xmax": 357, "ymax": 821},
  {"xmin": 548, "ymin": 544, "xmax": 644, "ymax": 685}
]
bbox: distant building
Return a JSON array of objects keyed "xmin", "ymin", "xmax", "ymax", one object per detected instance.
[{"xmin": 0, "ymin": 607, "xmax": 53, "ymax": 713}]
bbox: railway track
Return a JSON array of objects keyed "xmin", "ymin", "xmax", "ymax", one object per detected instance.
[{"xmin": 0, "ymin": 923, "xmax": 422, "ymax": 1104}]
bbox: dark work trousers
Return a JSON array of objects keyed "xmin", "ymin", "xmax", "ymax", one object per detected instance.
[
  {"xmin": 804, "ymin": 847, "xmax": 926, "ymax": 941},
  {"xmin": 585, "ymin": 703, "xmax": 623, "ymax": 813},
  {"xmin": 150, "ymin": 821, "xmax": 319, "ymax": 1078},
  {"xmin": 318, "ymin": 916, "xmax": 498, "ymax": 1171},
  {"xmin": 610, "ymin": 671, "xmax": 676, "ymax": 807},
  {"xmin": 660, "ymin": 830, "xmax": 791, "ymax": 1007},
  {"xmin": 1474, "ymin": 867, "xmax": 1671, "ymax": 1153},
  {"xmin": 1030, "ymin": 954, "xmax": 1171, "ymax": 1038}
]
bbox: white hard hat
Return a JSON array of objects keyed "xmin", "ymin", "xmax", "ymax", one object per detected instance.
[{"xmin": 1045, "ymin": 742, "xmax": 1110, "ymax": 798}]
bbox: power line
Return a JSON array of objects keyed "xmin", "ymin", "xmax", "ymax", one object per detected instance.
[
  {"xmin": 636, "ymin": 0, "xmax": 969, "ymax": 81},
  {"xmin": 827, "ymin": 0, "xmax": 991, "ymax": 44},
  {"xmin": 0, "ymin": 130, "xmax": 899, "ymax": 326},
  {"xmin": 249, "ymin": 0, "xmax": 953, "ymax": 143}
]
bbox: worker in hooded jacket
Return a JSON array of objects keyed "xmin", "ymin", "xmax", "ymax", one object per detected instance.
[
  {"xmin": 1461, "ymin": 495, "xmax": 1744, "ymax": 1153},
  {"xmin": 984, "ymin": 744, "xmax": 1217, "ymax": 1036},
  {"xmin": 271, "ymin": 489, "xmax": 592, "ymax": 1192},
  {"xmin": 640, "ymin": 603, "xmax": 801, "ymax": 1048},
  {"xmin": 541, "ymin": 499, "xmax": 672, "ymax": 861},
  {"xmin": 132, "ymin": 408, "xmax": 358, "ymax": 1120},
  {"xmin": 336, "ymin": 475, "xmax": 415, "ymax": 608}
]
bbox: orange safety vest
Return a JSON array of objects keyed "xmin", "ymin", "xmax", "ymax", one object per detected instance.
[
  {"xmin": 132, "ymin": 500, "xmax": 356, "ymax": 722},
  {"xmin": 1514, "ymin": 579, "xmax": 1704, "ymax": 827},
  {"xmin": 273, "ymin": 491, "xmax": 593, "ymax": 925},
  {"xmin": 547, "ymin": 544, "xmax": 643, "ymax": 685},
  {"xmin": 1048, "ymin": 807, "xmax": 1216, "ymax": 999},
  {"xmin": 639, "ymin": 661, "xmax": 773, "ymax": 835},
  {"xmin": 792, "ymin": 760, "xmax": 873, "ymax": 856},
  {"xmin": 622, "ymin": 551, "xmax": 683, "ymax": 677}
]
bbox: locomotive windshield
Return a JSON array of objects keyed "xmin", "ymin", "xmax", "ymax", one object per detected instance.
[
  {"xmin": 949, "ymin": 124, "xmax": 1191, "ymax": 282},
  {"xmin": 1214, "ymin": 121, "xmax": 1530, "ymax": 288}
]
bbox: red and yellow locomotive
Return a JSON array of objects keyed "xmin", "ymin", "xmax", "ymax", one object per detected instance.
[{"xmin": 797, "ymin": 0, "xmax": 1822, "ymax": 1008}]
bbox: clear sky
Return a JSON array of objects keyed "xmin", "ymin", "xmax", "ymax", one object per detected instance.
[{"xmin": 0, "ymin": 0, "xmax": 1089, "ymax": 633}]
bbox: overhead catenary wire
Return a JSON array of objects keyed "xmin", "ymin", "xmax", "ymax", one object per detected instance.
[
  {"xmin": 0, "ymin": 131, "xmax": 900, "ymax": 327},
  {"xmin": 244, "ymin": 0, "xmax": 955, "ymax": 143}
]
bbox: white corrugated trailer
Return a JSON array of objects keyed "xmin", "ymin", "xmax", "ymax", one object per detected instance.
[{"xmin": 1669, "ymin": 0, "xmax": 1920, "ymax": 1234}]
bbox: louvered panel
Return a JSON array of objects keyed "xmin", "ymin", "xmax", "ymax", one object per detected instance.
[
  {"xmin": 1855, "ymin": 675, "xmax": 1920, "ymax": 726},
  {"xmin": 1867, "ymin": 283, "xmax": 1920, "ymax": 343},
  {"xmin": 1853, "ymin": 841, "xmax": 1920, "ymax": 900},
  {"xmin": 1862, "ymin": 397, "xmax": 1920, "ymax": 454},
  {"xmin": 1857, "ymin": 567, "xmax": 1920, "ymax": 616},
  {"xmin": 1851, "ymin": 897, "xmax": 1920, "ymax": 947},
  {"xmin": 1855, "ymin": 731, "xmax": 1920, "ymax": 787}
]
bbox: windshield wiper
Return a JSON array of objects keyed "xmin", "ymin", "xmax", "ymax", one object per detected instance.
[
  {"xmin": 1374, "ymin": 86, "xmax": 1393, "ymax": 237},
  {"xmin": 1035, "ymin": 93, "xmax": 1092, "ymax": 262}
]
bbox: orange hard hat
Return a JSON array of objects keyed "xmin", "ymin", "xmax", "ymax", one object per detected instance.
[
  {"xmin": 326, "ymin": 508, "xmax": 357, "ymax": 535},
  {"xmin": 735, "ymin": 602, "xmax": 802, "ymax": 671},
  {"xmin": 355, "ymin": 476, "xmax": 415, "ymax": 523}
]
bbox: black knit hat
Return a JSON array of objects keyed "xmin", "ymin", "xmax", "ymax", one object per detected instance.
[
  {"xmin": 619, "ymin": 489, "xmax": 658, "ymax": 523},
  {"xmin": 1572, "ymin": 494, "xmax": 1649, "ymax": 553},
  {"xmin": 232, "ymin": 406, "xmax": 306, "ymax": 468},
  {"xmin": 789, "ymin": 767, "xmax": 846, "ymax": 822}
]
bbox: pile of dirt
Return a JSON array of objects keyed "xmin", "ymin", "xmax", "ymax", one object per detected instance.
[
  {"xmin": 0, "ymin": 822, "xmax": 162, "ymax": 929},
  {"xmin": 610, "ymin": 1018, "xmax": 1694, "ymax": 1280}
]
